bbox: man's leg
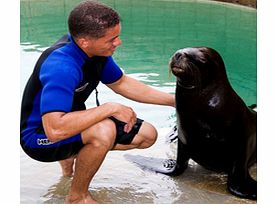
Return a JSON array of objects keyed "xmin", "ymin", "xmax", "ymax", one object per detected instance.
[
  {"xmin": 60, "ymin": 121, "xmax": 157, "ymax": 177},
  {"xmin": 59, "ymin": 157, "xmax": 75, "ymax": 177},
  {"xmin": 65, "ymin": 119, "xmax": 116, "ymax": 204},
  {"xmin": 114, "ymin": 121, "xmax": 158, "ymax": 150},
  {"xmin": 65, "ymin": 120, "xmax": 157, "ymax": 203}
]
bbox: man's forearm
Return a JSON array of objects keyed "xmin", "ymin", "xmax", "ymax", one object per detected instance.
[
  {"xmin": 108, "ymin": 75, "xmax": 175, "ymax": 107},
  {"xmin": 42, "ymin": 102, "xmax": 136, "ymax": 142}
]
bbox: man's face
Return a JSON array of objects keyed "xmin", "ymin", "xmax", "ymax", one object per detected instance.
[{"xmin": 83, "ymin": 23, "xmax": 122, "ymax": 57}]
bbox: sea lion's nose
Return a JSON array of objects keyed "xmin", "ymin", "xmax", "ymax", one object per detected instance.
[{"xmin": 174, "ymin": 52, "xmax": 183, "ymax": 61}]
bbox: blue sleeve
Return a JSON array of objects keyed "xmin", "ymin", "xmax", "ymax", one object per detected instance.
[
  {"xmin": 39, "ymin": 54, "xmax": 81, "ymax": 115},
  {"xmin": 100, "ymin": 56, "xmax": 123, "ymax": 84}
]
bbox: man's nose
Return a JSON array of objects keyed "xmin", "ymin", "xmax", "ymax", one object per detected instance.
[{"xmin": 113, "ymin": 37, "xmax": 122, "ymax": 47}]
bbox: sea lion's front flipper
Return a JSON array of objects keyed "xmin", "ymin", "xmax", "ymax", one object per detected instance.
[
  {"xmin": 227, "ymin": 130, "xmax": 257, "ymax": 200},
  {"xmin": 227, "ymin": 166, "xmax": 257, "ymax": 200},
  {"xmin": 125, "ymin": 138, "xmax": 189, "ymax": 176}
]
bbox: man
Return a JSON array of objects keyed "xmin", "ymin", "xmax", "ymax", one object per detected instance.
[{"xmin": 20, "ymin": 1, "xmax": 175, "ymax": 203}]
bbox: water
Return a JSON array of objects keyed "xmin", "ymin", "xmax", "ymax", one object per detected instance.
[{"xmin": 20, "ymin": 0, "xmax": 256, "ymax": 203}]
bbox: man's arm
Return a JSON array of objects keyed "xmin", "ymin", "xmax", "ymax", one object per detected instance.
[
  {"xmin": 42, "ymin": 102, "xmax": 136, "ymax": 143},
  {"xmin": 107, "ymin": 74, "xmax": 175, "ymax": 107}
]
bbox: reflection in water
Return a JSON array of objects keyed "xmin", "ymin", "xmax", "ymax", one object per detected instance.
[
  {"xmin": 42, "ymin": 177, "xmax": 72, "ymax": 203},
  {"xmin": 174, "ymin": 162, "xmax": 257, "ymax": 204}
]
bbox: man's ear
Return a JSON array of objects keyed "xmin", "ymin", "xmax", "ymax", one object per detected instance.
[{"xmin": 76, "ymin": 37, "xmax": 89, "ymax": 49}]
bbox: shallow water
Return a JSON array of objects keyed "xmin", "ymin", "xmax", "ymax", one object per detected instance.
[{"xmin": 20, "ymin": 0, "xmax": 256, "ymax": 203}]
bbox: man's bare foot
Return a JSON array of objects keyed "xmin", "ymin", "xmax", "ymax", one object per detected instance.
[
  {"xmin": 59, "ymin": 157, "xmax": 75, "ymax": 177},
  {"xmin": 64, "ymin": 193, "xmax": 99, "ymax": 204}
]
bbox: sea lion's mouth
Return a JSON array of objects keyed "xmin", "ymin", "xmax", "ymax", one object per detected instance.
[
  {"xmin": 171, "ymin": 66, "xmax": 185, "ymax": 75},
  {"xmin": 177, "ymin": 80, "xmax": 196, "ymax": 89},
  {"xmin": 171, "ymin": 65, "xmax": 199, "ymax": 90}
]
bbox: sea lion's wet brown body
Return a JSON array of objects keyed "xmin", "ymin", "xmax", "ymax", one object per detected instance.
[{"xmin": 170, "ymin": 47, "xmax": 257, "ymax": 200}]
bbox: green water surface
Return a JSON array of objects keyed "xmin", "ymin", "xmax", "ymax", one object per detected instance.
[{"xmin": 20, "ymin": 0, "xmax": 257, "ymax": 104}]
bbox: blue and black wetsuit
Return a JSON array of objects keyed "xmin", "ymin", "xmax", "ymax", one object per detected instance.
[{"xmin": 20, "ymin": 34, "xmax": 143, "ymax": 162}]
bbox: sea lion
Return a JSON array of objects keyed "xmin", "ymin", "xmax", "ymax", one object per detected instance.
[{"xmin": 125, "ymin": 47, "xmax": 257, "ymax": 200}]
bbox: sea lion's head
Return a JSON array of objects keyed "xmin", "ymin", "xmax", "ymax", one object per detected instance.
[{"xmin": 169, "ymin": 47, "xmax": 227, "ymax": 90}]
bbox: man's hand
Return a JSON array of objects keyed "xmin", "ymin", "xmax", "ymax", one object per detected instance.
[{"xmin": 106, "ymin": 102, "xmax": 137, "ymax": 133}]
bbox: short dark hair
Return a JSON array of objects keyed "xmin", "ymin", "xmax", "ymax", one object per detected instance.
[{"xmin": 68, "ymin": 0, "xmax": 120, "ymax": 39}]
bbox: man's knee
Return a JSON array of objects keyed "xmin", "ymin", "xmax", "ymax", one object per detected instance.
[
  {"xmin": 135, "ymin": 121, "xmax": 158, "ymax": 148},
  {"xmin": 81, "ymin": 119, "xmax": 116, "ymax": 150}
]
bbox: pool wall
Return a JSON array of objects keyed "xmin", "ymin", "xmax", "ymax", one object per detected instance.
[{"xmin": 212, "ymin": 0, "xmax": 257, "ymax": 8}]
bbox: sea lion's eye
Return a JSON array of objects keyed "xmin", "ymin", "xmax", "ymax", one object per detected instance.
[{"xmin": 199, "ymin": 57, "xmax": 207, "ymax": 64}]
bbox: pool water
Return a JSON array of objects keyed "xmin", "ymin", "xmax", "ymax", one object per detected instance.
[{"xmin": 20, "ymin": 0, "xmax": 256, "ymax": 203}]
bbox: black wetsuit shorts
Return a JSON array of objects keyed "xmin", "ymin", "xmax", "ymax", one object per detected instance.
[{"xmin": 21, "ymin": 118, "xmax": 143, "ymax": 162}]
